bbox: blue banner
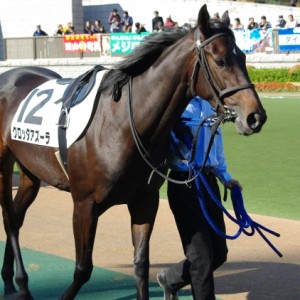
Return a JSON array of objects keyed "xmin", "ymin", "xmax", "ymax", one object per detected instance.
[{"xmin": 278, "ymin": 28, "xmax": 300, "ymax": 51}]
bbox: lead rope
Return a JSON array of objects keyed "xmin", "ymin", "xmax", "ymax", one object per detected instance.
[{"xmin": 194, "ymin": 170, "xmax": 282, "ymax": 257}]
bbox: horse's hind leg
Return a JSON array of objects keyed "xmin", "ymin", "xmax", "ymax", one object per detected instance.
[
  {"xmin": 1, "ymin": 164, "xmax": 40, "ymax": 299},
  {"xmin": 128, "ymin": 190, "xmax": 159, "ymax": 300},
  {"xmin": 0, "ymin": 159, "xmax": 36, "ymax": 299}
]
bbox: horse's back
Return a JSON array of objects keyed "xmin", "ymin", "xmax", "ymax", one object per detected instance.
[
  {"xmin": 0, "ymin": 66, "xmax": 61, "ymax": 82},
  {"xmin": 0, "ymin": 66, "xmax": 61, "ymax": 100},
  {"xmin": 0, "ymin": 66, "xmax": 60, "ymax": 121}
]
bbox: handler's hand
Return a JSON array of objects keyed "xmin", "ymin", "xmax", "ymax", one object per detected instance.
[{"xmin": 226, "ymin": 179, "xmax": 242, "ymax": 191}]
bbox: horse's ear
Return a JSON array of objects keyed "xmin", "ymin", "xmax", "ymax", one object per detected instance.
[
  {"xmin": 221, "ymin": 10, "xmax": 231, "ymax": 28},
  {"xmin": 197, "ymin": 4, "xmax": 210, "ymax": 35}
]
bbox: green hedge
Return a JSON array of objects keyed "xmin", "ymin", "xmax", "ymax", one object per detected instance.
[{"xmin": 247, "ymin": 66, "xmax": 300, "ymax": 83}]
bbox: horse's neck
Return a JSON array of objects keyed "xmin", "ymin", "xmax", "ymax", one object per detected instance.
[{"xmin": 134, "ymin": 40, "xmax": 195, "ymax": 140}]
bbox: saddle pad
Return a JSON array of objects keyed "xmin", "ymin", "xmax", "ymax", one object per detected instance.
[{"xmin": 11, "ymin": 70, "xmax": 107, "ymax": 148}]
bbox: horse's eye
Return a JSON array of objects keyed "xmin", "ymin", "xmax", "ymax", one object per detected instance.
[{"xmin": 215, "ymin": 58, "xmax": 226, "ymax": 67}]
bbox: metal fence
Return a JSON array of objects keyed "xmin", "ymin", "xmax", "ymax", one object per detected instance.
[
  {"xmin": 2, "ymin": 35, "xmax": 112, "ymax": 60},
  {"xmin": 0, "ymin": 30, "xmax": 298, "ymax": 60}
]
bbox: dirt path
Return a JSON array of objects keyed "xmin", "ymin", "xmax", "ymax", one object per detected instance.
[{"xmin": 0, "ymin": 184, "xmax": 299, "ymax": 299}]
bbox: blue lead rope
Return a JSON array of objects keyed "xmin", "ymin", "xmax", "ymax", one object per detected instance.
[{"xmin": 194, "ymin": 171, "xmax": 282, "ymax": 257}]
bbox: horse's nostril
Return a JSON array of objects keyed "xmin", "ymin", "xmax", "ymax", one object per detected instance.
[{"xmin": 248, "ymin": 113, "xmax": 261, "ymax": 130}]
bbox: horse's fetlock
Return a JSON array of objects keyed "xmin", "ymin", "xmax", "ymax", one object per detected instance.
[{"xmin": 74, "ymin": 264, "xmax": 93, "ymax": 283}]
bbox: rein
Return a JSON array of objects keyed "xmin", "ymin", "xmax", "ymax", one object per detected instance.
[
  {"xmin": 126, "ymin": 30, "xmax": 243, "ymax": 186},
  {"xmin": 127, "ymin": 77, "xmax": 230, "ymax": 186},
  {"xmin": 127, "ymin": 78, "xmax": 195, "ymax": 185}
]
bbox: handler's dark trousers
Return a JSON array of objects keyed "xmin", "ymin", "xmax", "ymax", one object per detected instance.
[{"xmin": 165, "ymin": 170, "xmax": 228, "ymax": 300}]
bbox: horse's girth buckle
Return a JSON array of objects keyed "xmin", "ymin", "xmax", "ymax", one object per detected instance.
[{"xmin": 58, "ymin": 107, "xmax": 70, "ymax": 129}]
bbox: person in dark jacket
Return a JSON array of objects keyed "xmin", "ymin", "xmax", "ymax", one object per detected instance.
[
  {"xmin": 152, "ymin": 11, "xmax": 164, "ymax": 31},
  {"xmin": 33, "ymin": 25, "xmax": 48, "ymax": 36}
]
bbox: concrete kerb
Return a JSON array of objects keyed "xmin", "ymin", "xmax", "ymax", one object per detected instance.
[{"xmin": 1, "ymin": 53, "xmax": 300, "ymax": 78}]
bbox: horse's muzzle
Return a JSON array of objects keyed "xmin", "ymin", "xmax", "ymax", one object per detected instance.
[{"xmin": 235, "ymin": 110, "xmax": 267, "ymax": 135}]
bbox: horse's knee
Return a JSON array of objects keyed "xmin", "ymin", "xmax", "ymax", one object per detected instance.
[{"xmin": 133, "ymin": 254, "xmax": 149, "ymax": 279}]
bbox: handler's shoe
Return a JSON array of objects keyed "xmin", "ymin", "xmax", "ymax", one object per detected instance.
[{"xmin": 157, "ymin": 271, "xmax": 179, "ymax": 300}]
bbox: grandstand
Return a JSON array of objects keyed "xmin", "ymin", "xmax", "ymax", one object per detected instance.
[
  {"xmin": 0, "ymin": 0, "xmax": 299, "ymax": 38},
  {"xmin": 82, "ymin": 0, "xmax": 300, "ymax": 34},
  {"xmin": 0, "ymin": 0, "xmax": 300, "ymax": 64}
]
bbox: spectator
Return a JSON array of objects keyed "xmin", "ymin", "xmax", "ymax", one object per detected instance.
[
  {"xmin": 275, "ymin": 15, "xmax": 287, "ymax": 28},
  {"xmin": 157, "ymin": 21, "xmax": 165, "ymax": 32},
  {"xmin": 93, "ymin": 20, "xmax": 102, "ymax": 33},
  {"xmin": 108, "ymin": 8, "xmax": 121, "ymax": 26},
  {"xmin": 285, "ymin": 14, "xmax": 298, "ymax": 28},
  {"xmin": 152, "ymin": 11, "xmax": 164, "ymax": 31},
  {"xmin": 182, "ymin": 22, "xmax": 192, "ymax": 31},
  {"xmin": 98, "ymin": 25, "xmax": 106, "ymax": 34},
  {"xmin": 33, "ymin": 25, "xmax": 48, "ymax": 36},
  {"xmin": 213, "ymin": 12, "xmax": 220, "ymax": 20},
  {"xmin": 165, "ymin": 16, "xmax": 175, "ymax": 28},
  {"xmin": 258, "ymin": 16, "xmax": 272, "ymax": 31},
  {"xmin": 135, "ymin": 22, "xmax": 147, "ymax": 34},
  {"xmin": 110, "ymin": 17, "xmax": 123, "ymax": 32},
  {"xmin": 64, "ymin": 26, "xmax": 76, "ymax": 35},
  {"xmin": 247, "ymin": 17, "xmax": 258, "ymax": 30},
  {"xmin": 121, "ymin": 10, "xmax": 133, "ymax": 32},
  {"xmin": 84, "ymin": 21, "xmax": 93, "ymax": 34},
  {"xmin": 54, "ymin": 24, "xmax": 64, "ymax": 36},
  {"xmin": 90, "ymin": 24, "xmax": 96, "ymax": 34},
  {"xmin": 63, "ymin": 22, "xmax": 72, "ymax": 34},
  {"xmin": 232, "ymin": 18, "xmax": 244, "ymax": 30},
  {"xmin": 290, "ymin": 0, "xmax": 298, "ymax": 7}
]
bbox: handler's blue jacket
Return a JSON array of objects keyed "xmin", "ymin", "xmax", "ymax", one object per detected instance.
[{"xmin": 168, "ymin": 96, "xmax": 232, "ymax": 185}]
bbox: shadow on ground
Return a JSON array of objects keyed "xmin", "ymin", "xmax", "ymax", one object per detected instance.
[
  {"xmin": 215, "ymin": 261, "xmax": 300, "ymax": 300},
  {"xmin": 0, "ymin": 242, "xmax": 299, "ymax": 299}
]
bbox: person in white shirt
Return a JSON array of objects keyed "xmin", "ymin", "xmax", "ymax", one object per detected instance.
[{"xmin": 285, "ymin": 14, "xmax": 298, "ymax": 28}]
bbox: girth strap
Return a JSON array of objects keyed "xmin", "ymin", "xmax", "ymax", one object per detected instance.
[{"xmin": 57, "ymin": 65, "xmax": 106, "ymax": 173}]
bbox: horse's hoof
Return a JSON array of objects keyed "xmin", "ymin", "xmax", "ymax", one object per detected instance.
[
  {"xmin": 3, "ymin": 291, "xmax": 19, "ymax": 300},
  {"xmin": 18, "ymin": 292, "xmax": 34, "ymax": 300},
  {"xmin": 3, "ymin": 291, "xmax": 34, "ymax": 300}
]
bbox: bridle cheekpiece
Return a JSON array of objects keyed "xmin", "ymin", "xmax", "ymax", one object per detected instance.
[{"xmin": 191, "ymin": 28, "xmax": 254, "ymax": 122}]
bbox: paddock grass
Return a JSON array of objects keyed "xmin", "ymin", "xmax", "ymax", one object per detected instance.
[{"xmin": 160, "ymin": 95, "xmax": 300, "ymax": 221}]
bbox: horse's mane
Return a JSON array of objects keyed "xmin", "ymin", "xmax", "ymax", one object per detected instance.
[
  {"xmin": 99, "ymin": 18, "xmax": 234, "ymax": 99},
  {"xmin": 99, "ymin": 30, "xmax": 188, "ymax": 96}
]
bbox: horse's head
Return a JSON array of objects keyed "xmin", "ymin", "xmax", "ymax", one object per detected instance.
[{"xmin": 192, "ymin": 5, "xmax": 267, "ymax": 135}]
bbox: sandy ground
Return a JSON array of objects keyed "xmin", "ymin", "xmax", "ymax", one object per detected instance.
[{"xmin": 0, "ymin": 181, "xmax": 299, "ymax": 300}]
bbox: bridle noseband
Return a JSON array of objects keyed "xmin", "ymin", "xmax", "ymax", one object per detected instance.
[{"xmin": 191, "ymin": 29, "xmax": 254, "ymax": 117}]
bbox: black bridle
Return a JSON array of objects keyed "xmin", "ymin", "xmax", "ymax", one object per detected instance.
[
  {"xmin": 127, "ymin": 30, "xmax": 254, "ymax": 185},
  {"xmin": 191, "ymin": 29, "xmax": 254, "ymax": 117}
]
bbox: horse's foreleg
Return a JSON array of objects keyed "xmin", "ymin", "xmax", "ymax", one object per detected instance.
[
  {"xmin": 128, "ymin": 191, "xmax": 159, "ymax": 300},
  {"xmin": 2, "ymin": 168, "xmax": 40, "ymax": 299},
  {"xmin": 60, "ymin": 199, "xmax": 98, "ymax": 300}
]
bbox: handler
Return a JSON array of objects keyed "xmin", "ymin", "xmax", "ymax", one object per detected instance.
[{"xmin": 157, "ymin": 96, "xmax": 242, "ymax": 300}]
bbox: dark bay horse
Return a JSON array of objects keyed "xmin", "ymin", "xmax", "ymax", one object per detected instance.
[{"xmin": 0, "ymin": 5, "xmax": 266, "ymax": 300}]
